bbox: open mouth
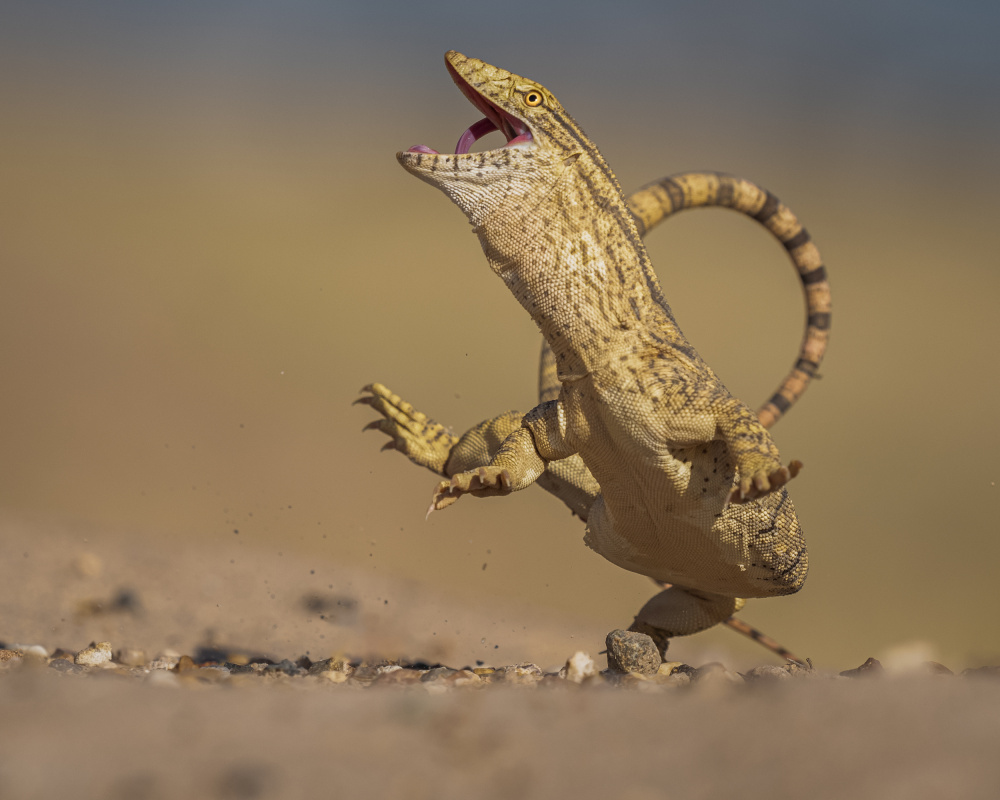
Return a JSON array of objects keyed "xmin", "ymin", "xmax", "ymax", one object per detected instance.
[{"xmin": 406, "ymin": 59, "xmax": 533, "ymax": 156}]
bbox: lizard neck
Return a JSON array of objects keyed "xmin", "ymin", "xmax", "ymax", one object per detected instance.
[{"xmin": 475, "ymin": 155, "xmax": 692, "ymax": 380}]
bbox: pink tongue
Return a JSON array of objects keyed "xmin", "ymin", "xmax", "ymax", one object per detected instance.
[
  {"xmin": 407, "ymin": 144, "xmax": 440, "ymax": 154},
  {"xmin": 455, "ymin": 117, "xmax": 498, "ymax": 154}
]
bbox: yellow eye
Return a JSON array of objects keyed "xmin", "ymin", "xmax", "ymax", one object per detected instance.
[{"xmin": 524, "ymin": 90, "xmax": 543, "ymax": 107}]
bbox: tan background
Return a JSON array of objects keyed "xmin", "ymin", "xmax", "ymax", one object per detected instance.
[{"xmin": 1, "ymin": 2, "xmax": 998, "ymax": 669}]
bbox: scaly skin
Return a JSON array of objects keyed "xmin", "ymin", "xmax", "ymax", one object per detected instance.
[{"xmin": 360, "ymin": 52, "xmax": 830, "ymax": 652}]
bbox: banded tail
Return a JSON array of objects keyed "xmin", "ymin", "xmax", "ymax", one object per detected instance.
[{"xmin": 627, "ymin": 171, "xmax": 831, "ymax": 428}]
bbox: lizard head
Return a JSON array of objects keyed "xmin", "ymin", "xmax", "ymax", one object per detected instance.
[{"xmin": 397, "ymin": 51, "xmax": 584, "ymax": 226}]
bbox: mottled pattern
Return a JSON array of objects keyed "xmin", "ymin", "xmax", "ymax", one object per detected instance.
[
  {"xmin": 626, "ymin": 172, "xmax": 831, "ymax": 428},
  {"xmin": 362, "ymin": 52, "xmax": 830, "ymax": 647}
]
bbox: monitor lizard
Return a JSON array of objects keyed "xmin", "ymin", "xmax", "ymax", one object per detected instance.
[{"xmin": 357, "ymin": 52, "xmax": 831, "ymax": 660}]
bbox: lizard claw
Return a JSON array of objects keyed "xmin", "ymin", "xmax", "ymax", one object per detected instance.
[
  {"xmin": 355, "ymin": 382, "xmax": 458, "ymax": 475},
  {"xmin": 729, "ymin": 460, "xmax": 802, "ymax": 504},
  {"xmin": 428, "ymin": 467, "xmax": 513, "ymax": 514}
]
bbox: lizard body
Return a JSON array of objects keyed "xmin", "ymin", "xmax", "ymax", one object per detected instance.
[{"xmin": 359, "ymin": 53, "xmax": 830, "ymax": 653}]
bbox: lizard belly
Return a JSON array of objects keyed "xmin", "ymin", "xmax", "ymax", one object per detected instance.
[{"xmin": 565, "ymin": 376, "xmax": 805, "ymax": 597}]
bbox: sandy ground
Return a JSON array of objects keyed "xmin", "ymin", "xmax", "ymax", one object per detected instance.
[{"xmin": 2, "ymin": 515, "xmax": 999, "ymax": 800}]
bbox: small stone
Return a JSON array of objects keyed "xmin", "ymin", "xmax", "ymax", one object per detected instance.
[
  {"xmin": 193, "ymin": 665, "xmax": 232, "ymax": 682},
  {"xmin": 742, "ymin": 665, "xmax": 792, "ymax": 682},
  {"xmin": 174, "ymin": 655, "xmax": 198, "ymax": 673},
  {"xmin": 149, "ymin": 650, "xmax": 181, "ymax": 670},
  {"xmin": 11, "ymin": 644, "xmax": 49, "ymax": 659},
  {"xmin": 443, "ymin": 669, "xmax": 482, "ymax": 688},
  {"xmin": 922, "ymin": 661, "xmax": 954, "ymax": 676},
  {"xmin": 319, "ymin": 669, "xmax": 349, "ymax": 684},
  {"xmin": 374, "ymin": 668, "xmax": 423, "ymax": 686},
  {"xmin": 839, "ymin": 657, "xmax": 884, "ymax": 678},
  {"xmin": 49, "ymin": 658, "xmax": 84, "ymax": 674},
  {"xmin": 420, "ymin": 666, "xmax": 457, "ymax": 682},
  {"xmin": 785, "ymin": 660, "xmax": 817, "ymax": 677},
  {"xmin": 472, "ymin": 667, "xmax": 495, "ymax": 676},
  {"xmin": 655, "ymin": 662, "xmax": 692, "ymax": 687},
  {"xmin": 961, "ymin": 665, "xmax": 1000, "ymax": 679},
  {"xmin": 605, "ymin": 630, "xmax": 660, "ymax": 675},
  {"xmin": 308, "ymin": 657, "xmax": 353, "ymax": 677},
  {"xmin": 262, "ymin": 659, "xmax": 302, "ymax": 677},
  {"xmin": 75, "ymin": 641, "xmax": 113, "ymax": 666},
  {"xmin": 0, "ymin": 649, "xmax": 23, "ymax": 665},
  {"xmin": 496, "ymin": 663, "xmax": 543, "ymax": 685},
  {"xmin": 564, "ymin": 651, "xmax": 597, "ymax": 684}
]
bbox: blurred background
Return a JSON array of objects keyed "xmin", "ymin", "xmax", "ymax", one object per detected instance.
[{"xmin": 1, "ymin": 1, "xmax": 997, "ymax": 669}]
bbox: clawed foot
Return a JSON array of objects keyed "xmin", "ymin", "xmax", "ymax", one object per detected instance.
[
  {"xmin": 728, "ymin": 459, "xmax": 802, "ymax": 504},
  {"xmin": 428, "ymin": 466, "xmax": 513, "ymax": 515},
  {"xmin": 355, "ymin": 383, "xmax": 458, "ymax": 475}
]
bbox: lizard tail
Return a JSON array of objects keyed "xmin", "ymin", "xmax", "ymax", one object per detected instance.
[
  {"xmin": 626, "ymin": 171, "xmax": 831, "ymax": 429},
  {"xmin": 722, "ymin": 616, "xmax": 807, "ymax": 666}
]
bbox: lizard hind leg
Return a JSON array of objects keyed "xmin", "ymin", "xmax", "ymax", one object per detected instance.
[{"xmin": 629, "ymin": 585, "xmax": 744, "ymax": 659}]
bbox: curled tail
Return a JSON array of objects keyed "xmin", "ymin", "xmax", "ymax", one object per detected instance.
[{"xmin": 625, "ymin": 171, "xmax": 831, "ymax": 428}]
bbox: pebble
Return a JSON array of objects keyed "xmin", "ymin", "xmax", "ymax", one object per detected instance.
[
  {"xmin": 263, "ymin": 659, "xmax": 303, "ymax": 677},
  {"xmin": 742, "ymin": 665, "xmax": 793, "ymax": 682},
  {"xmin": 8, "ymin": 638, "xmax": 1000, "ymax": 693},
  {"xmin": 563, "ymin": 651, "xmax": 597, "ymax": 684},
  {"xmin": 374, "ymin": 668, "xmax": 424, "ymax": 686},
  {"xmin": 605, "ymin": 630, "xmax": 660, "ymax": 675},
  {"xmin": 148, "ymin": 650, "xmax": 181, "ymax": 671},
  {"xmin": 75, "ymin": 641, "xmax": 113, "ymax": 667},
  {"xmin": 839, "ymin": 657, "xmax": 884, "ymax": 679},
  {"xmin": 962, "ymin": 665, "xmax": 1000, "ymax": 679},
  {"xmin": 443, "ymin": 669, "xmax": 481, "ymax": 688},
  {"xmin": 496, "ymin": 663, "xmax": 543, "ymax": 685},
  {"xmin": 48, "ymin": 658, "xmax": 84, "ymax": 674},
  {"xmin": 655, "ymin": 662, "xmax": 692, "ymax": 687},
  {"xmin": 308, "ymin": 658, "xmax": 353, "ymax": 677},
  {"xmin": 421, "ymin": 666, "xmax": 457, "ymax": 682}
]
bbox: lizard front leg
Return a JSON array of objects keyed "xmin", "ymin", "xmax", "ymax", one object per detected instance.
[
  {"xmin": 712, "ymin": 394, "xmax": 802, "ymax": 503},
  {"xmin": 431, "ymin": 399, "xmax": 577, "ymax": 511},
  {"xmin": 358, "ymin": 383, "xmax": 600, "ymax": 519},
  {"xmin": 356, "ymin": 383, "xmax": 460, "ymax": 475},
  {"xmin": 357, "ymin": 382, "xmax": 528, "ymax": 477}
]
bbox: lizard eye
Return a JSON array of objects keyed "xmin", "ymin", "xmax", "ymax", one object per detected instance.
[{"xmin": 523, "ymin": 90, "xmax": 543, "ymax": 107}]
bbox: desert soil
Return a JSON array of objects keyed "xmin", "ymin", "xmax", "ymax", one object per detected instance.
[{"xmin": 2, "ymin": 515, "xmax": 998, "ymax": 800}]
